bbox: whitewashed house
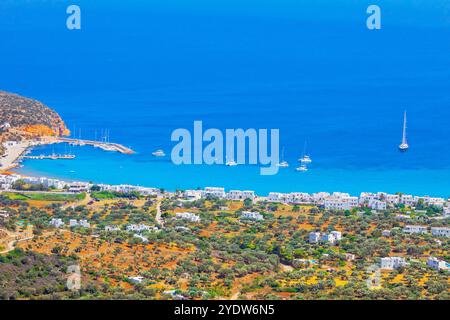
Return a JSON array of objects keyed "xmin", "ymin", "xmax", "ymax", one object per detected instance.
[
  {"xmin": 431, "ymin": 227, "xmax": 450, "ymax": 238},
  {"xmin": 201, "ymin": 187, "xmax": 226, "ymax": 198},
  {"xmin": 176, "ymin": 212, "xmax": 201, "ymax": 223},
  {"xmin": 50, "ymin": 218, "xmax": 64, "ymax": 228},
  {"xmin": 227, "ymin": 190, "xmax": 256, "ymax": 201},
  {"xmin": 427, "ymin": 257, "xmax": 449, "ymax": 271},
  {"xmin": 309, "ymin": 232, "xmax": 321, "ymax": 244},
  {"xmin": 380, "ymin": 257, "xmax": 407, "ymax": 270},
  {"xmin": 403, "ymin": 225, "xmax": 428, "ymax": 234},
  {"xmin": 241, "ymin": 211, "xmax": 264, "ymax": 221}
]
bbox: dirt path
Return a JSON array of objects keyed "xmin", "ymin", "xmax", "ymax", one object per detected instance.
[
  {"xmin": 0, "ymin": 226, "xmax": 34, "ymax": 254},
  {"xmin": 155, "ymin": 199, "xmax": 164, "ymax": 227}
]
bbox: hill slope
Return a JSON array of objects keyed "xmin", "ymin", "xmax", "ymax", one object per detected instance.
[{"xmin": 0, "ymin": 91, "xmax": 69, "ymax": 137}]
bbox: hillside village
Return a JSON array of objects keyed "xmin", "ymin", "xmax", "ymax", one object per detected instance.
[{"xmin": 0, "ymin": 173, "xmax": 448, "ymax": 300}]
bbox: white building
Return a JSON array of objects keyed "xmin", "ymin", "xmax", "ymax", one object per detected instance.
[
  {"xmin": 105, "ymin": 226, "xmax": 121, "ymax": 232},
  {"xmin": 241, "ymin": 211, "xmax": 264, "ymax": 221},
  {"xmin": 403, "ymin": 225, "xmax": 428, "ymax": 234},
  {"xmin": 49, "ymin": 218, "xmax": 64, "ymax": 228},
  {"xmin": 267, "ymin": 192, "xmax": 288, "ymax": 203},
  {"xmin": 176, "ymin": 212, "xmax": 201, "ymax": 223},
  {"xmin": 227, "ymin": 190, "xmax": 256, "ymax": 201},
  {"xmin": 321, "ymin": 233, "xmax": 337, "ymax": 244},
  {"xmin": 69, "ymin": 219, "xmax": 90, "ymax": 228},
  {"xmin": 201, "ymin": 187, "xmax": 226, "ymax": 198},
  {"xmin": 380, "ymin": 257, "xmax": 407, "ymax": 270},
  {"xmin": 385, "ymin": 194, "xmax": 400, "ymax": 205},
  {"xmin": 126, "ymin": 224, "xmax": 152, "ymax": 232},
  {"xmin": 324, "ymin": 195, "xmax": 358, "ymax": 211},
  {"xmin": 427, "ymin": 257, "xmax": 449, "ymax": 271},
  {"xmin": 309, "ymin": 232, "xmax": 321, "ymax": 244},
  {"xmin": 368, "ymin": 199, "xmax": 387, "ymax": 211},
  {"xmin": 382, "ymin": 230, "xmax": 391, "ymax": 237},
  {"xmin": 431, "ymin": 227, "xmax": 450, "ymax": 238},
  {"xmin": 330, "ymin": 231, "xmax": 342, "ymax": 241},
  {"xmin": 184, "ymin": 190, "xmax": 202, "ymax": 201},
  {"xmin": 443, "ymin": 207, "xmax": 450, "ymax": 217},
  {"xmin": 400, "ymin": 194, "xmax": 415, "ymax": 206}
]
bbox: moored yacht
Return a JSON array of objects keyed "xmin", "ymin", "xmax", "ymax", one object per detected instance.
[
  {"xmin": 152, "ymin": 149, "xmax": 166, "ymax": 157},
  {"xmin": 226, "ymin": 160, "xmax": 238, "ymax": 166},
  {"xmin": 296, "ymin": 165, "xmax": 308, "ymax": 172},
  {"xmin": 298, "ymin": 140, "xmax": 312, "ymax": 163},
  {"xmin": 277, "ymin": 147, "xmax": 289, "ymax": 167}
]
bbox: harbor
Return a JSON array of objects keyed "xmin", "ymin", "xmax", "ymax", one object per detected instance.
[{"xmin": 56, "ymin": 137, "xmax": 135, "ymax": 154}]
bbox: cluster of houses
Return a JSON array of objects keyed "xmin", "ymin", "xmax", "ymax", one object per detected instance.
[
  {"xmin": 309, "ymin": 231, "xmax": 342, "ymax": 245},
  {"xmin": 403, "ymin": 225, "xmax": 450, "ymax": 237},
  {"xmin": 182, "ymin": 187, "xmax": 450, "ymax": 215},
  {"xmin": 2, "ymin": 174, "xmax": 449, "ymax": 216},
  {"xmin": 69, "ymin": 219, "xmax": 90, "ymax": 228},
  {"xmin": 0, "ymin": 173, "xmax": 160, "ymax": 195},
  {"xmin": 49, "ymin": 218, "xmax": 90, "ymax": 228},
  {"xmin": 380, "ymin": 256, "xmax": 449, "ymax": 272}
]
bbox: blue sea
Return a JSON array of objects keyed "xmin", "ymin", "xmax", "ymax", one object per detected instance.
[{"xmin": 1, "ymin": 0, "xmax": 449, "ymax": 196}]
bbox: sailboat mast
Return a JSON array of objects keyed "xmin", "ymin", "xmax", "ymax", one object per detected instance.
[{"xmin": 402, "ymin": 111, "xmax": 407, "ymax": 144}]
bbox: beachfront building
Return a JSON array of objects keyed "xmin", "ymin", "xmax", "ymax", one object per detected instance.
[
  {"xmin": 368, "ymin": 199, "xmax": 387, "ymax": 210},
  {"xmin": 2, "ymin": 141, "xmax": 17, "ymax": 148},
  {"xmin": 444, "ymin": 207, "xmax": 450, "ymax": 217},
  {"xmin": 175, "ymin": 212, "xmax": 201, "ymax": 223},
  {"xmin": 267, "ymin": 192, "xmax": 287, "ymax": 203},
  {"xmin": 324, "ymin": 194, "xmax": 358, "ymax": 211},
  {"xmin": 380, "ymin": 257, "xmax": 407, "ymax": 270},
  {"xmin": 400, "ymin": 194, "xmax": 415, "ymax": 206},
  {"xmin": 403, "ymin": 225, "xmax": 428, "ymax": 234},
  {"xmin": 68, "ymin": 182, "xmax": 90, "ymax": 193},
  {"xmin": 385, "ymin": 194, "xmax": 400, "ymax": 205},
  {"xmin": 427, "ymin": 257, "xmax": 449, "ymax": 271},
  {"xmin": 0, "ymin": 174, "xmax": 20, "ymax": 190},
  {"xmin": 359, "ymin": 192, "xmax": 378, "ymax": 204},
  {"xmin": 183, "ymin": 190, "xmax": 202, "ymax": 201},
  {"xmin": 309, "ymin": 232, "xmax": 321, "ymax": 244},
  {"xmin": 201, "ymin": 187, "xmax": 226, "ymax": 199},
  {"xmin": 289, "ymin": 192, "xmax": 314, "ymax": 204},
  {"xmin": 227, "ymin": 190, "xmax": 256, "ymax": 201},
  {"xmin": 431, "ymin": 227, "xmax": 450, "ymax": 238},
  {"xmin": 49, "ymin": 218, "xmax": 64, "ymax": 228},
  {"xmin": 241, "ymin": 211, "xmax": 264, "ymax": 221}
]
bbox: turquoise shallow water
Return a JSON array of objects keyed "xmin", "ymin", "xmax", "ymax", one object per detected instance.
[{"xmin": 0, "ymin": 1, "xmax": 449, "ymax": 197}]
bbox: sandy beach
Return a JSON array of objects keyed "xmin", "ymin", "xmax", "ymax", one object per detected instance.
[
  {"xmin": 0, "ymin": 141, "xmax": 32, "ymax": 171},
  {"xmin": 0, "ymin": 136, "xmax": 63, "ymax": 172}
]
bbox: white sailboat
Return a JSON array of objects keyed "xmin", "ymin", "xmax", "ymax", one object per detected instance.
[
  {"xmin": 296, "ymin": 165, "xmax": 308, "ymax": 172},
  {"xmin": 399, "ymin": 110, "xmax": 409, "ymax": 151},
  {"xmin": 152, "ymin": 149, "xmax": 166, "ymax": 157},
  {"xmin": 277, "ymin": 147, "xmax": 289, "ymax": 168},
  {"xmin": 298, "ymin": 140, "xmax": 312, "ymax": 163}
]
